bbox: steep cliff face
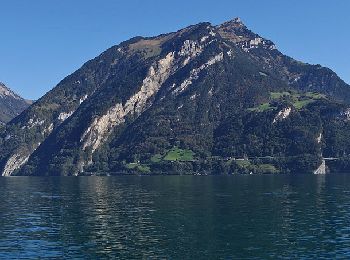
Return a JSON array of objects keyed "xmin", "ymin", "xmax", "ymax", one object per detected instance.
[
  {"xmin": 1, "ymin": 18, "xmax": 350, "ymax": 176},
  {"xmin": 0, "ymin": 82, "xmax": 30, "ymax": 124}
]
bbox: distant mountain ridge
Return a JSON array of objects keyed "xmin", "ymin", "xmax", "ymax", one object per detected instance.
[
  {"xmin": 0, "ymin": 82, "xmax": 31, "ymax": 124},
  {"xmin": 1, "ymin": 18, "xmax": 350, "ymax": 176}
]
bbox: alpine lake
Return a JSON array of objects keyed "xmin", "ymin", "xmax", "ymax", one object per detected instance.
[{"xmin": 0, "ymin": 174, "xmax": 350, "ymax": 259}]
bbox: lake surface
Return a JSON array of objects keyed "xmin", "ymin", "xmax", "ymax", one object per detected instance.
[{"xmin": 0, "ymin": 175, "xmax": 350, "ymax": 259}]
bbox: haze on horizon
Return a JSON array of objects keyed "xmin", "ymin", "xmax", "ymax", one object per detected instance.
[{"xmin": 1, "ymin": 0, "xmax": 349, "ymax": 100}]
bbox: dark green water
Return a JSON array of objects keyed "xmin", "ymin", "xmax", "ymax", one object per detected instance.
[{"xmin": 0, "ymin": 175, "xmax": 350, "ymax": 259}]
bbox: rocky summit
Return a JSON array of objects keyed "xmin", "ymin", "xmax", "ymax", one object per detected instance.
[
  {"xmin": 1, "ymin": 18, "xmax": 350, "ymax": 176},
  {"xmin": 0, "ymin": 82, "xmax": 31, "ymax": 125}
]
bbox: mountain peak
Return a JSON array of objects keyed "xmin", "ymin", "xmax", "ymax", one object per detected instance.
[
  {"xmin": 216, "ymin": 17, "xmax": 277, "ymax": 52},
  {"xmin": 0, "ymin": 82, "xmax": 30, "ymax": 124},
  {"xmin": 232, "ymin": 17, "xmax": 242, "ymax": 23},
  {"xmin": 218, "ymin": 17, "xmax": 245, "ymax": 28},
  {"xmin": 0, "ymin": 82, "xmax": 19, "ymax": 100}
]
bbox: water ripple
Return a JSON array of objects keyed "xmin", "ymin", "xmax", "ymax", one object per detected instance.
[{"xmin": 0, "ymin": 175, "xmax": 349, "ymax": 259}]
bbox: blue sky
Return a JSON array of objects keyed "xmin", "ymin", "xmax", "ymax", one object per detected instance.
[{"xmin": 1, "ymin": 0, "xmax": 349, "ymax": 99}]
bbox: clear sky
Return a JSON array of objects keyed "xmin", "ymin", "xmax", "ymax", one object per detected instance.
[{"xmin": 1, "ymin": 0, "xmax": 349, "ymax": 100}]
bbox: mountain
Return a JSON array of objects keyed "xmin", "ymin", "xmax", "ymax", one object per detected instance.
[
  {"xmin": 1, "ymin": 18, "xmax": 350, "ymax": 176},
  {"xmin": 0, "ymin": 82, "xmax": 31, "ymax": 125}
]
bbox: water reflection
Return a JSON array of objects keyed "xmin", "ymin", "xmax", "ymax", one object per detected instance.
[{"xmin": 0, "ymin": 175, "xmax": 350, "ymax": 259}]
